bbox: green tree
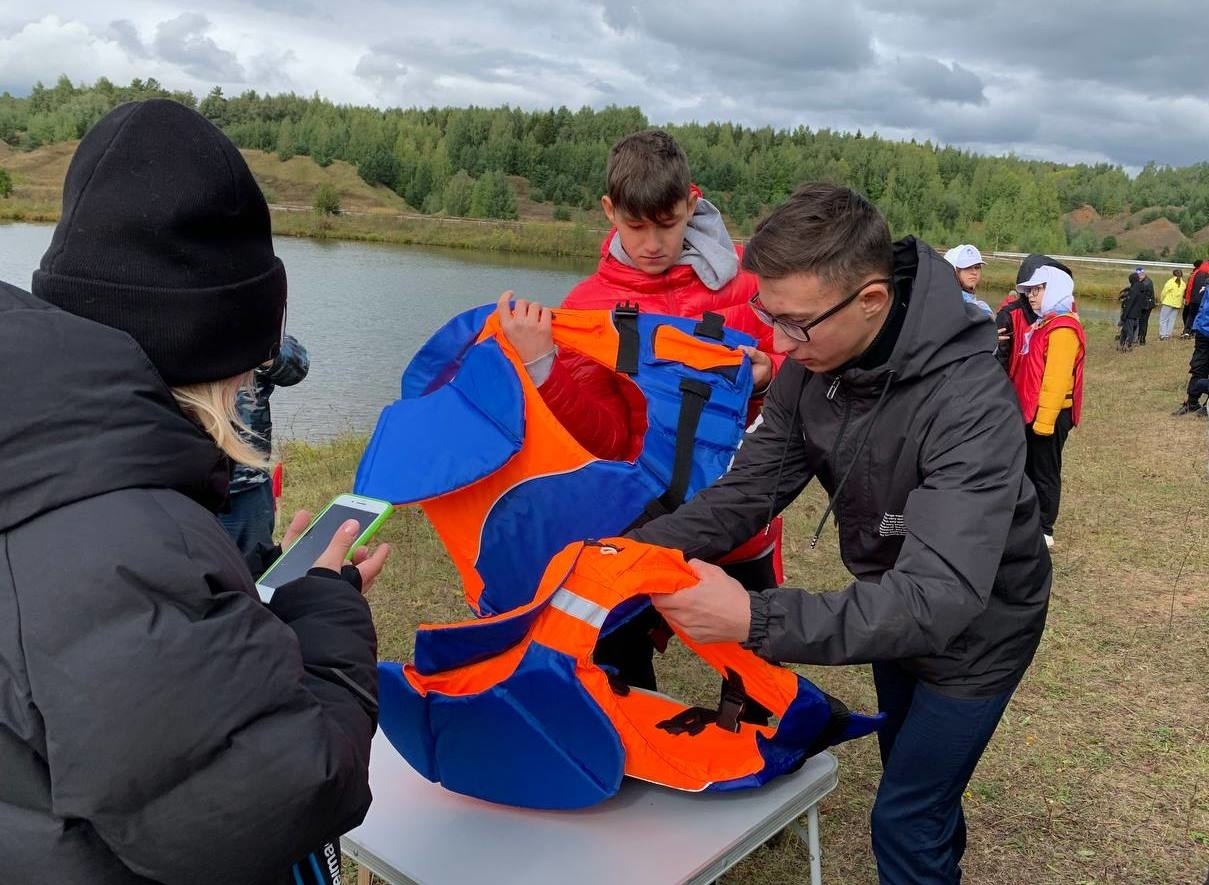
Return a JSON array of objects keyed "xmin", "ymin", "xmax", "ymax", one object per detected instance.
[
  {"xmin": 313, "ymin": 183, "xmax": 340, "ymax": 215},
  {"xmin": 0, "ymin": 168, "xmax": 12, "ymax": 199},
  {"xmin": 1101, "ymin": 235, "xmax": 1118, "ymax": 252},
  {"xmin": 1173, "ymin": 240, "xmax": 1198, "ymax": 264},
  {"xmin": 442, "ymin": 169, "xmax": 474, "ymax": 216},
  {"xmin": 358, "ymin": 144, "xmax": 400, "ymax": 190},
  {"xmin": 469, "ymin": 170, "xmax": 517, "ymax": 219}
]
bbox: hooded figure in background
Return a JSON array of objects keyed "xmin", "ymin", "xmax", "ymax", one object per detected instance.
[
  {"xmin": 1009, "ymin": 264, "xmax": 1085, "ymax": 549},
  {"xmin": 1118, "ymin": 268, "xmax": 1152, "ymax": 350},
  {"xmin": 995, "ymin": 254, "xmax": 1075, "ymax": 369}
]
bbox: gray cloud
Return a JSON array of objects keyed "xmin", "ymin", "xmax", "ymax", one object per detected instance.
[
  {"xmin": 354, "ymin": 47, "xmax": 409, "ymax": 90},
  {"xmin": 107, "ymin": 20, "xmax": 149, "ymax": 59},
  {"xmin": 895, "ymin": 57, "xmax": 985, "ymax": 104},
  {"xmin": 3, "ymin": 3, "xmax": 1209, "ymax": 170},
  {"xmin": 153, "ymin": 13, "xmax": 244, "ymax": 82}
]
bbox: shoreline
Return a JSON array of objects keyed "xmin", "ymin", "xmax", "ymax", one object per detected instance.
[{"xmin": 0, "ymin": 203, "xmax": 1136, "ymax": 301}]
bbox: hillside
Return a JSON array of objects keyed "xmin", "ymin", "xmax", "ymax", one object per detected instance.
[{"xmin": 0, "ymin": 140, "xmax": 603, "ymax": 228}]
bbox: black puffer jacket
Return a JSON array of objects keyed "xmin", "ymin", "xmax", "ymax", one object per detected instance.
[
  {"xmin": 633, "ymin": 239, "xmax": 1052, "ymax": 697},
  {"xmin": 0, "ymin": 281, "xmax": 377, "ymax": 883}
]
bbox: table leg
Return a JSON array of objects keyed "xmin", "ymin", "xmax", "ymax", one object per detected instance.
[{"xmin": 807, "ymin": 805, "xmax": 822, "ymax": 885}]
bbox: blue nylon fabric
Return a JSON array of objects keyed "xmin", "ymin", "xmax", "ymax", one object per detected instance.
[
  {"xmin": 473, "ymin": 460, "xmax": 657, "ymax": 615},
  {"xmin": 354, "ymin": 339, "xmax": 524, "ymax": 504},
  {"xmin": 384, "ymin": 645, "xmax": 625, "ymax": 810},
  {"xmin": 402, "ymin": 302, "xmax": 497, "ymax": 398},
  {"xmin": 378, "ymin": 662, "xmax": 438, "ymax": 782},
  {"xmin": 413, "ymin": 595, "xmax": 550, "ymax": 675}
]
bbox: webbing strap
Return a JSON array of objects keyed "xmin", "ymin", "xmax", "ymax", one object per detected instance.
[
  {"xmin": 655, "ymin": 377, "xmax": 712, "ymax": 512},
  {"xmin": 613, "ymin": 303, "xmax": 640, "ymax": 375},
  {"xmin": 693, "ymin": 311, "xmax": 725, "ymax": 341}
]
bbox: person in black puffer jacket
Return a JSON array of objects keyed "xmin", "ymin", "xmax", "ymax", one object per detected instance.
[{"xmin": 0, "ymin": 100, "xmax": 388, "ymax": 884}]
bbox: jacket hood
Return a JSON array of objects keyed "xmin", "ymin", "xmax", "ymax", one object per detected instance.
[
  {"xmin": 841, "ymin": 237, "xmax": 997, "ymax": 388},
  {"xmin": 0, "ymin": 280, "xmax": 230, "ymax": 532}
]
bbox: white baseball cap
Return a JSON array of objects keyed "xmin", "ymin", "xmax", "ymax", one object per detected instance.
[
  {"xmin": 1016, "ymin": 264, "xmax": 1075, "ymax": 313},
  {"xmin": 944, "ymin": 244, "xmax": 983, "ymax": 269}
]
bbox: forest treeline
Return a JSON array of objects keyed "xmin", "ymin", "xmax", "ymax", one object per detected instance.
[{"xmin": 4, "ymin": 75, "xmax": 1209, "ymax": 258}]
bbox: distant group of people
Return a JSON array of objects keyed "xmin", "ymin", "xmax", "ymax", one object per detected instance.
[
  {"xmin": 1117, "ymin": 267, "xmax": 1155, "ymax": 350},
  {"xmin": 1109, "ymin": 260, "xmax": 1209, "ymax": 417},
  {"xmin": 940, "ymin": 245, "xmax": 1085, "ymax": 549},
  {"xmin": 3, "ymin": 100, "xmax": 1077, "ymax": 885}
]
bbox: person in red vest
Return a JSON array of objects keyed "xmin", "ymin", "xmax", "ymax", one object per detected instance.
[
  {"xmin": 494, "ymin": 129, "xmax": 783, "ymax": 692},
  {"xmin": 1009, "ymin": 265, "xmax": 1086, "ymax": 549},
  {"xmin": 1181, "ymin": 258, "xmax": 1209, "ymax": 339}
]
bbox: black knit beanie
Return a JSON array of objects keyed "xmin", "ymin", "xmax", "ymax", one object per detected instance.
[
  {"xmin": 32, "ymin": 99, "xmax": 286, "ymax": 386},
  {"xmin": 1016, "ymin": 253, "xmax": 1074, "ymax": 286}
]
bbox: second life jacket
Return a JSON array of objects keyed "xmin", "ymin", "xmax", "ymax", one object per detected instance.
[
  {"xmin": 354, "ymin": 302, "xmax": 757, "ymax": 616},
  {"xmin": 381, "ymin": 538, "xmax": 884, "ymax": 810}
]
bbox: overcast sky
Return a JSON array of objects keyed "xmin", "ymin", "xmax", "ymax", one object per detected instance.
[{"xmin": 2, "ymin": 1, "xmax": 1207, "ymax": 171}]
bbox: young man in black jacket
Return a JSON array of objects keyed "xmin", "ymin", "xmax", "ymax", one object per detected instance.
[{"xmin": 635, "ymin": 184, "xmax": 1052, "ymax": 884}]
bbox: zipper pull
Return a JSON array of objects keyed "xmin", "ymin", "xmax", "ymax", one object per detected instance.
[{"xmin": 826, "ymin": 378, "xmax": 841, "ymax": 400}]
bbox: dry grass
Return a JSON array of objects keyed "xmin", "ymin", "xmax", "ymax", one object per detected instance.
[{"xmin": 283, "ymin": 320, "xmax": 1208, "ymax": 884}]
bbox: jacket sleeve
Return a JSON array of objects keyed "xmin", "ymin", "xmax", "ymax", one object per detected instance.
[
  {"xmin": 629, "ymin": 361, "xmax": 814, "ymax": 561},
  {"xmin": 536, "ymin": 349, "xmax": 645, "ymax": 462},
  {"xmin": 267, "ymin": 333, "xmax": 310, "ymax": 387},
  {"xmin": 746, "ymin": 366, "xmax": 1026, "ymax": 666},
  {"xmin": 1032, "ymin": 328, "xmax": 1079, "ymax": 436},
  {"xmin": 14, "ymin": 490, "xmax": 376, "ymax": 883}
]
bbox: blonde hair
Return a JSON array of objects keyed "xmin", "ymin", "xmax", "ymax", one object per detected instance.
[{"xmin": 171, "ymin": 373, "xmax": 268, "ymax": 469}]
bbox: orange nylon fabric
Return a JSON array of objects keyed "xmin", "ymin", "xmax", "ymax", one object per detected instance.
[
  {"xmin": 652, "ymin": 324, "xmax": 746, "ymax": 373},
  {"xmin": 404, "ymin": 539, "xmax": 807, "ymax": 791},
  {"xmin": 423, "ymin": 310, "xmax": 623, "ymax": 610}
]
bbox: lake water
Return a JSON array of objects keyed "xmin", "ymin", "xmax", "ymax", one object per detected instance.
[
  {"xmin": 1, "ymin": 222, "xmax": 1122, "ymax": 441},
  {"xmin": 0, "ymin": 222, "xmax": 594, "ymax": 440}
]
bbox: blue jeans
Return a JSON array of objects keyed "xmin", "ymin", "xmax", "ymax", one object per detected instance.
[
  {"xmin": 870, "ymin": 662, "xmax": 1018, "ymax": 884},
  {"xmin": 216, "ymin": 480, "xmax": 276, "ymax": 560}
]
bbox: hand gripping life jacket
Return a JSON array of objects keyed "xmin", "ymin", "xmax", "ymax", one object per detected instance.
[
  {"xmin": 381, "ymin": 538, "xmax": 884, "ymax": 810},
  {"xmin": 355, "ymin": 302, "xmax": 757, "ymax": 616}
]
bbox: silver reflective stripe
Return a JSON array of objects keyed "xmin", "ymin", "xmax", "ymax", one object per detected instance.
[{"xmin": 550, "ymin": 587, "xmax": 610, "ymax": 628}]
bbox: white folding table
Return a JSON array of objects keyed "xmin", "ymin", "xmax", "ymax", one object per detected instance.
[{"xmin": 343, "ymin": 729, "xmax": 838, "ymax": 885}]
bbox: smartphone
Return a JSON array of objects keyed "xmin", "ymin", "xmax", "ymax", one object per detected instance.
[{"xmin": 255, "ymin": 493, "xmax": 394, "ymax": 602}]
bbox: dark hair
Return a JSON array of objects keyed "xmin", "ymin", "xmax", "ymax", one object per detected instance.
[
  {"xmin": 742, "ymin": 183, "xmax": 891, "ymax": 288},
  {"xmin": 605, "ymin": 129, "xmax": 691, "ymax": 220},
  {"xmin": 1016, "ymin": 253, "xmax": 1074, "ymax": 285}
]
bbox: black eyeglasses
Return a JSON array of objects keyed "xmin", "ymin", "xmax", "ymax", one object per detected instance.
[{"xmin": 750, "ymin": 277, "xmax": 892, "ymax": 343}]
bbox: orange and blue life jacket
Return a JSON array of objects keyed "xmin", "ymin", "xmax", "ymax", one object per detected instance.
[
  {"xmin": 382, "ymin": 538, "xmax": 883, "ymax": 809},
  {"xmin": 355, "ymin": 303, "xmax": 757, "ymax": 616}
]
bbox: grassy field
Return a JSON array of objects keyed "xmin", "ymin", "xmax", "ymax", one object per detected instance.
[{"xmin": 279, "ymin": 320, "xmax": 1208, "ymax": 884}]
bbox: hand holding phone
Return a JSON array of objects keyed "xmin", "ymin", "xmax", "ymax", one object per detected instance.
[{"xmin": 256, "ymin": 494, "xmax": 393, "ymax": 602}]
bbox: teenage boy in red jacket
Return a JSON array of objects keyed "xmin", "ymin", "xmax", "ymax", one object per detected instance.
[{"xmin": 497, "ymin": 129, "xmax": 782, "ymax": 690}]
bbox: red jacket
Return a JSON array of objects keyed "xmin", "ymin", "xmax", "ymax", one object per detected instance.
[
  {"xmin": 538, "ymin": 229, "xmax": 784, "ymax": 573},
  {"xmin": 1008, "ymin": 312, "xmax": 1086, "ymax": 427},
  {"xmin": 1185, "ymin": 261, "xmax": 1208, "ymax": 305},
  {"xmin": 541, "ymin": 231, "xmax": 778, "ymax": 460}
]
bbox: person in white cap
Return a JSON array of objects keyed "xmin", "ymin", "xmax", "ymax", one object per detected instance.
[
  {"xmin": 1007, "ymin": 265, "xmax": 1085, "ymax": 549},
  {"xmin": 943, "ymin": 244, "xmax": 993, "ymax": 316}
]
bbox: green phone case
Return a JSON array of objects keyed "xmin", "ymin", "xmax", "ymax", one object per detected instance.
[{"xmin": 258, "ymin": 495, "xmax": 394, "ymax": 589}]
